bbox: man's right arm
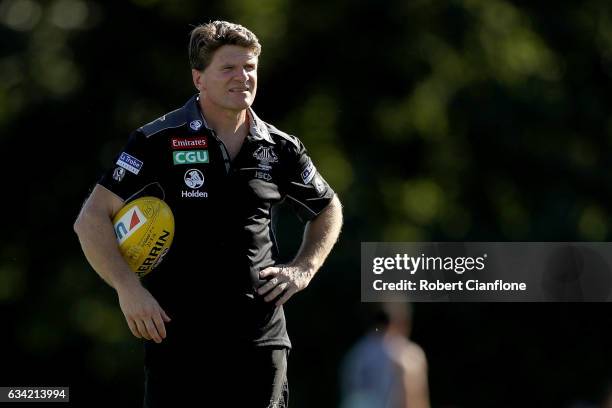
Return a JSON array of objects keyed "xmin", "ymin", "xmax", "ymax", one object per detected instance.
[{"xmin": 73, "ymin": 184, "xmax": 170, "ymax": 343}]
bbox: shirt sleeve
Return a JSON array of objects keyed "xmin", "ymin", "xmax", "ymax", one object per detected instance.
[
  {"xmin": 98, "ymin": 130, "xmax": 154, "ymax": 201},
  {"xmin": 281, "ymin": 138, "xmax": 335, "ymax": 222}
]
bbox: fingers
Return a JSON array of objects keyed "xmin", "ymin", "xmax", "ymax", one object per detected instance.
[
  {"xmin": 275, "ymin": 286, "xmax": 298, "ymax": 307},
  {"xmin": 119, "ymin": 287, "xmax": 170, "ymax": 343},
  {"xmin": 258, "ymin": 266, "xmax": 278, "ymax": 279},
  {"xmin": 125, "ymin": 310, "xmax": 169, "ymax": 343},
  {"xmin": 257, "ymin": 265, "xmax": 301, "ymax": 305},
  {"xmin": 127, "ymin": 315, "xmax": 167, "ymax": 343},
  {"xmin": 161, "ymin": 308, "xmax": 172, "ymax": 323},
  {"xmin": 264, "ymin": 282, "xmax": 288, "ymax": 303},
  {"xmin": 127, "ymin": 318, "xmax": 142, "ymax": 339},
  {"xmin": 144, "ymin": 318, "xmax": 163, "ymax": 343},
  {"xmin": 152, "ymin": 313, "xmax": 167, "ymax": 340},
  {"xmin": 257, "ymin": 277, "xmax": 280, "ymax": 295},
  {"xmin": 134, "ymin": 319, "xmax": 151, "ymax": 340}
]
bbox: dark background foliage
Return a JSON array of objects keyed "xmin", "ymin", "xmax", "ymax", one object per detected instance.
[{"xmin": 1, "ymin": 0, "xmax": 611, "ymax": 406}]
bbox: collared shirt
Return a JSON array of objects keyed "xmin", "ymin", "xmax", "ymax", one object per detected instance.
[{"xmin": 99, "ymin": 94, "xmax": 335, "ymax": 349}]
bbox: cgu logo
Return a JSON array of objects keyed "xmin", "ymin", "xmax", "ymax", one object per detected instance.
[
  {"xmin": 114, "ymin": 206, "xmax": 147, "ymax": 245},
  {"xmin": 173, "ymin": 150, "xmax": 209, "ymax": 165}
]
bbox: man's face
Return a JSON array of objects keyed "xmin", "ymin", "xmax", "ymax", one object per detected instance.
[{"xmin": 194, "ymin": 45, "xmax": 258, "ymax": 112}]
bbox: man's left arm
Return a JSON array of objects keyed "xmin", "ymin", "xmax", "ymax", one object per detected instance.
[{"xmin": 258, "ymin": 194, "xmax": 343, "ymax": 306}]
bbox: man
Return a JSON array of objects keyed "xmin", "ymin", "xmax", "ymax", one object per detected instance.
[
  {"xmin": 340, "ymin": 303, "xmax": 430, "ymax": 408},
  {"xmin": 74, "ymin": 20, "xmax": 342, "ymax": 407}
]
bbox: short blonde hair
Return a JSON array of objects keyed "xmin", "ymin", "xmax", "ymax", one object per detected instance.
[{"xmin": 189, "ymin": 21, "xmax": 261, "ymax": 71}]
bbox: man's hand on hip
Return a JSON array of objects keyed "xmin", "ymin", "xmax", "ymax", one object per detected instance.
[
  {"xmin": 257, "ymin": 265, "xmax": 314, "ymax": 306},
  {"xmin": 116, "ymin": 282, "xmax": 171, "ymax": 344}
]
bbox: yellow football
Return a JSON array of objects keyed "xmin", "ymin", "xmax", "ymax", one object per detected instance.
[{"xmin": 112, "ymin": 196, "xmax": 174, "ymax": 278}]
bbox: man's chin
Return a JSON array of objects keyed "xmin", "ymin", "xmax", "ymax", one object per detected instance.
[{"xmin": 225, "ymin": 99, "xmax": 253, "ymax": 111}]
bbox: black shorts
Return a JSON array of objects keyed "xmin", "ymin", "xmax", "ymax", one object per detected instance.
[{"xmin": 143, "ymin": 345, "xmax": 289, "ymax": 408}]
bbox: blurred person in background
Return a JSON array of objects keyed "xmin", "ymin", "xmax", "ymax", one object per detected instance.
[
  {"xmin": 74, "ymin": 20, "xmax": 342, "ymax": 407},
  {"xmin": 601, "ymin": 381, "xmax": 612, "ymax": 408},
  {"xmin": 340, "ymin": 303, "xmax": 430, "ymax": 408}
]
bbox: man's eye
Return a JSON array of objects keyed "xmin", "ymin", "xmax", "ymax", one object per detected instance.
[{"xmin": 223, "ymin": 66, "xmax": 232, "ymax": 71}]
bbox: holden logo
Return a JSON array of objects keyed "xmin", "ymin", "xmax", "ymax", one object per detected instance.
[{"xmin": 184, "ymin": 169, "xmax": 204, "ymax": 189}]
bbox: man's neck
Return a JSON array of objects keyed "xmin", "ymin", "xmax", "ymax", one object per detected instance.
[{"xmin": 199, "ymin": 96, "xmax": 249, "ymax": 140}]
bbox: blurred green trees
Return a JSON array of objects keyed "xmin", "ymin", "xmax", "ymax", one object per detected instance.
[{"xmin": 1, "ymin": 0, "xmax": 612, "ymax": 406}]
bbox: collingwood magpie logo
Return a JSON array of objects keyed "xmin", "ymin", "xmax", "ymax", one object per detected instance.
[
  {"xmin": 113, "ymin": 166, "xmax": 126, "ymax": 182},
  {"xmin": 253, "ymin": 146, "xmax": 278, "ymax": 170}
]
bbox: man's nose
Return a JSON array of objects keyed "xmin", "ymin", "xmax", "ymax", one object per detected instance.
[{"xmin": 235, "ymin": 68, "xmax": 249, "ymax": 81}]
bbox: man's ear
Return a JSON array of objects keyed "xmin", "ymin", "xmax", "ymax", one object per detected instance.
[{"xmin": 191, "ymin": 69, "xmax": 205, "ymax": 92}]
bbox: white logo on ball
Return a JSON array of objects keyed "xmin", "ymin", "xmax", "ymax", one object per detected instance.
[{"xmin": 184, "ymin": 169, "xmax": 204, "ymax": 189}]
